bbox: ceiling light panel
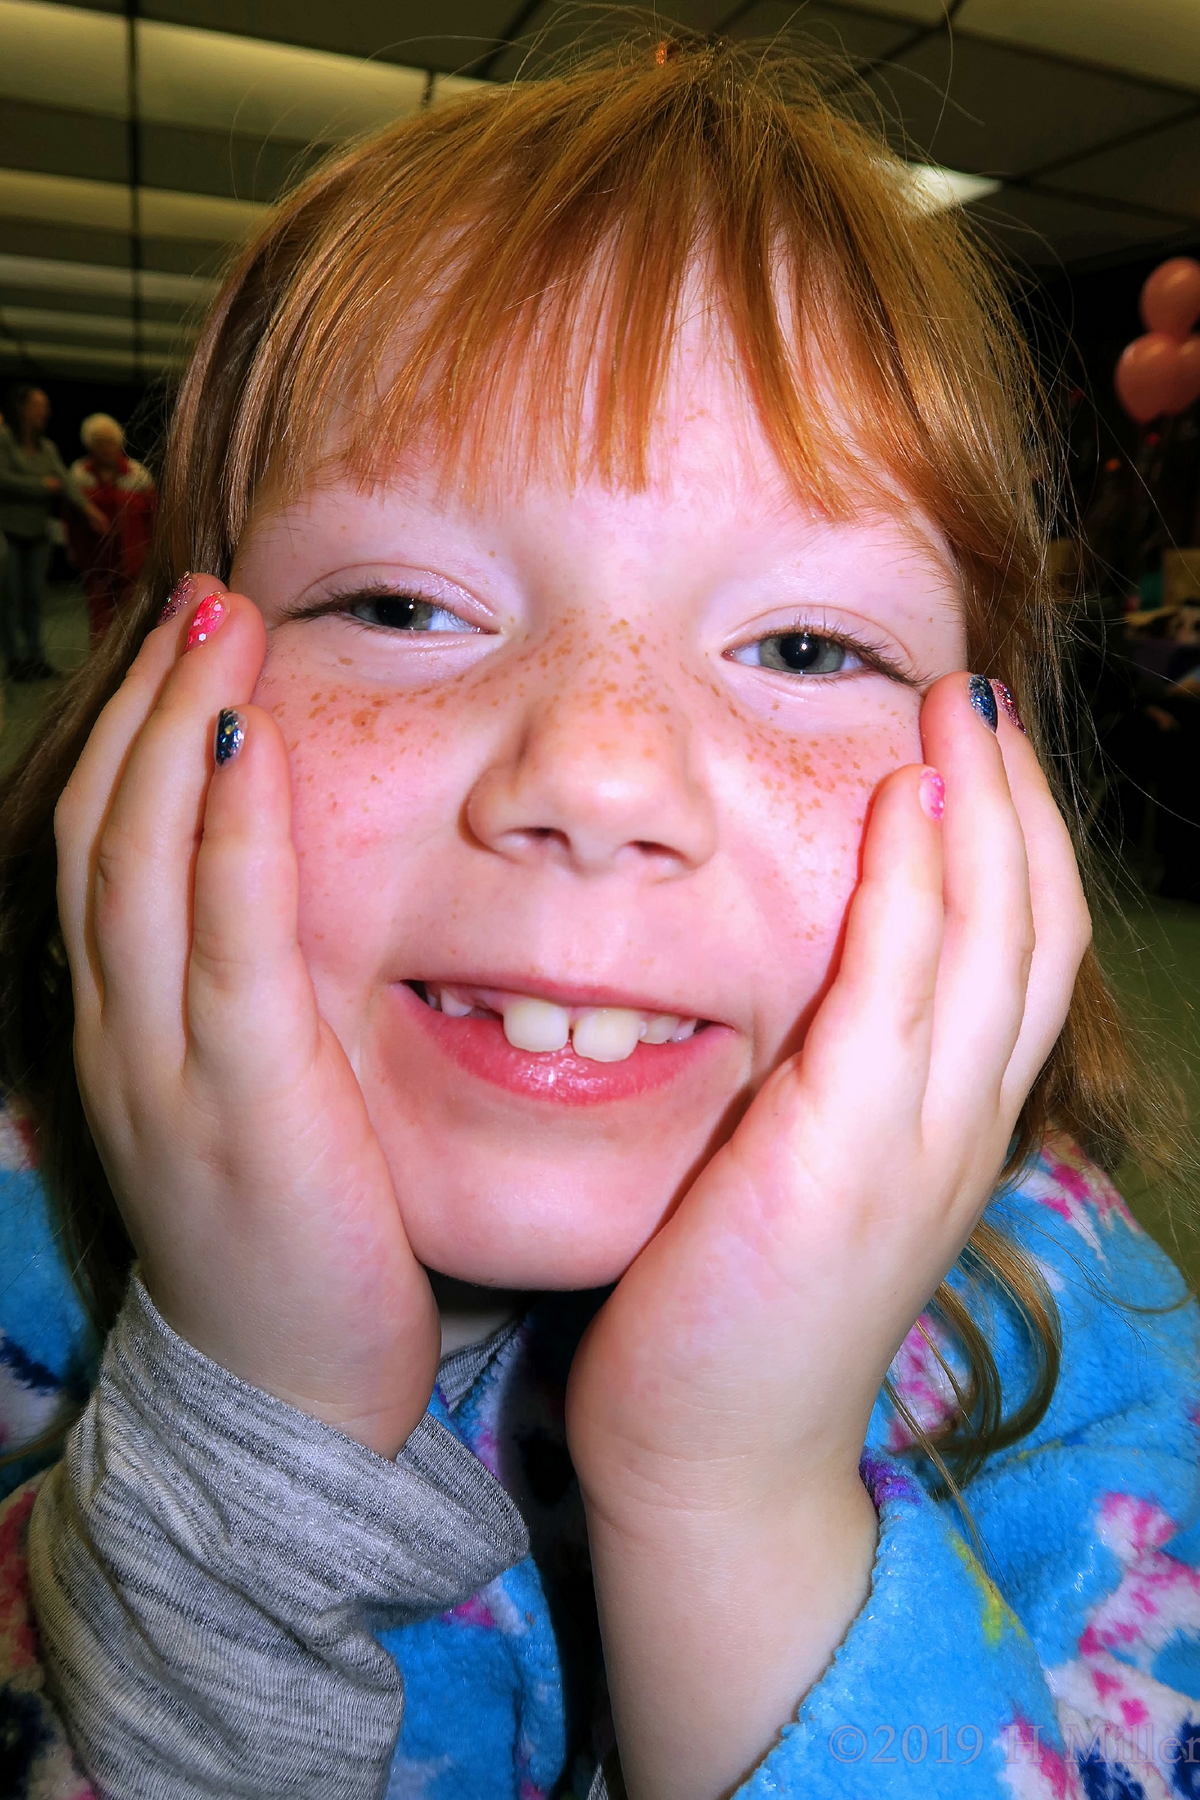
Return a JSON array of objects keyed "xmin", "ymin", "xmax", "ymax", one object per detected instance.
[
  {"xmin": 0, "ymin": 1, "xmax": 125, "ymax": 114},
  {"xmin": 0, "ymin": 0, "xmax": 429, "ymax": 140},
  {"xmin": 0, "ymin": 167, "xmax": 266, "ymax": 239},
  {"xmin": 0, "ymin": 253, "xmax": 217, "ymax": 303},
  {"xmin": 138, "ymin": 20, "xmax": 427, "ymax": 140},
  {"xmin": 907, "ymin": 163, "xmax": 1000, "ymax": 209},
  {"xmin": 0, "ymin": 337, "xmax": 184, "ymax": 373},
  {"xmin": 0, "ymin": 302, "xmax": 194, "ymax": 343}
]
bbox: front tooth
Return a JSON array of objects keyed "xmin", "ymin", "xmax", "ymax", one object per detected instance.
[
  {"xmin": 503, "ymin": 998, "xmax": 571, "ymax": 1052},
  {"xmin": 670, "ymin": 1018, "xmax": 698, "ymax": 1042},
  {"xmin": 641, "ymin": 1014, "xmax": 680, "ymax": 1045},
  {"xmin": 439, "ymin": 988, "xmax": 474, "ymax": 1018},
  {"xmin": 571, "ymin": 1008, "xmax": 643, "ymax": 1063}
]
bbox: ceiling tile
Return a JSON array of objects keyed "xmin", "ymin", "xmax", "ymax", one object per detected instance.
[
  {"xmin": 958, "ymin": 0, "xmax": 1200, "ymax": 97},
  {"xmin": 141, "ymin": 0, "xmax": 520, "ymax": 74},
  {"xmin": 482, "ymin": 1, "xmax": 731, "ymax": 85},
  {"xmin": 138, "ymin": 123, "xmax": 325, "ymax": 204},
  {"xmin": 808, "ymin": 0, "xmax": 945, "ymax": 23},
  {"xmin": 0, "ymin": 219, "xmax": 127, "ymax": 271},
  {"xmin": 966, "ymin": 184, "xmax": 1192, "ymax": 268},
  {"xmin": 0, "ymin": 99, "xmax": 128, "ymax": 186},
  {"xmin": 1045, "ymin": 110, "xmax": 1200, "ymax": 220},
  {"xmin": 721, "ymin": 2, "xmax": 916, "ymax": 63},
  {"xmin": 865, "ymin": 32, "xmax": 1191, "ymax": 175}
]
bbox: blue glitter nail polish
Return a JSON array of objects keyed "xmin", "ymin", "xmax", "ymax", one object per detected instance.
[
  {"xmin": 214, "ymin": 708, "xmax": 245, "ymax": 765},
  {"xmin": 968, "ymin": 674, "xmax": 998, "ymax": 732}
]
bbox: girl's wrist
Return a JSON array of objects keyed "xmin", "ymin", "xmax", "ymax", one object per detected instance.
[{"xmin": 576, "ymin": 1440, "xmax": 873, "ymax": 1551}]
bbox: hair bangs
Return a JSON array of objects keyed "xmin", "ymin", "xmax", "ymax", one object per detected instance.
[{"xmin": 170, "ymin": 38, "xmax": 1039, "ymax": 582}]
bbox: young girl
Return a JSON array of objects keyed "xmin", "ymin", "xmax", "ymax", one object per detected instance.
[{"xmin": 1, "ymin": 36, "xmax": 1198, "ymax": 1800}]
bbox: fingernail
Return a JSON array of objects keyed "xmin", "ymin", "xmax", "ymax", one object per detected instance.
[
  {"xmin": 186, "ymin": 593, "xmax": 227, "ymax": 650},
  {"xmin": 919, "ymin": 768, "xmax": 945, "ymax": 822},
  {"xmin": 214, "ymin": 708, "xmax": 245, "ymax": 765},
  {"xmin": 992, "ymin": 680, "xmax": 1026, "ymax": 734},
  {"xmin": 968, "ymin": 673, "xmax": 998, "ymax": 732},
  {"xmin": 160, "ymin": 573, "xmax": 196, "ymax": 621}
]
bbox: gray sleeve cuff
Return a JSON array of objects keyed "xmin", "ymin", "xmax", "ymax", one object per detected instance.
[{"xmin": 29, "ymin": 1276, "xmax": 529, "ymax": 1800}]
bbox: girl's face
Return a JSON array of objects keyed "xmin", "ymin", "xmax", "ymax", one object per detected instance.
[{"xmin": 231, "ymin": 336, "xmax": 967, "ymax": 1289}]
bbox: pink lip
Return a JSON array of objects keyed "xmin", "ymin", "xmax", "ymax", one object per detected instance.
[{"xmin": 391, "ymin": 982, "xmax": 728, "ymax": 1105}]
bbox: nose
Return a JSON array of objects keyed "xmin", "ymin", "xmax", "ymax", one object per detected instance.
[{"xmin": 465, "ymin": 666, "xmax": 718, "ymax": 878}]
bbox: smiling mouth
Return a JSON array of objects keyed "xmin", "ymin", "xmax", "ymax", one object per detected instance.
[{"xmin": 407, "ymin": 981, "xmax": 707, "ymax": 1064}]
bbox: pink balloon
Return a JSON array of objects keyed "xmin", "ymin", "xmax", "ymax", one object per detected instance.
[
  {"xmin": 1140, "ymin": 257, "xmax": 1200, "ymax": 340},
  {"xmin": 1116, "ymin": 333, "xmax": 1188, "ymax": 422}
]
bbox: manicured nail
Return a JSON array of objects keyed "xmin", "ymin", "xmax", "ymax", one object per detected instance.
[
  {"xmin": 968, "ymin": 674, "xmax": 998, "ymax": 732},
  {"xmin": 186, "ymin": 593, "xmax": 226, "ymax": 650},
  {"xmin": 992, "ymin": 680, "xmax": 1026, "ymax": 734},
  {"xmin": 214, "ymin": 708, "xmax": 245, "ymax": 765},
  {"xmin": 918, "ymin": 768, "xmax": 945, "ymax": 822},
  {"xmin": 160, "ymin": 573, "xmax": 196, "ymax": 621}
]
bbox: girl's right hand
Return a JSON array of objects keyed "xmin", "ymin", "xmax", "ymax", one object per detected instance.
[{"xmin": 55, "ymin": 577, "xmax": 441, "ymax": 1456}]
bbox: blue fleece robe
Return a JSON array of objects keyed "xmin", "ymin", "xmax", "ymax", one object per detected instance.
[{"xmin": 2, "ymin": 1127, "xmax": 1199, "ymax": 1799}]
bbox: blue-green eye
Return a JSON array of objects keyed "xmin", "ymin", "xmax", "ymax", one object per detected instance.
[
  {"xmin": 350, "ymin": 595, "xmax": 476, "ymax": 633},
  {"xmin": 732, "ymin": 631, "xmax": 861, "ymax": 675}
]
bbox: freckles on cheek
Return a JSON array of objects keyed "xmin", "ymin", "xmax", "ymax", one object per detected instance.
[
  {"xmin": 253, "ymin": 671, "xmax": 447, "ymax": 959},
  {"xmin": 735, "ymin": 702, "xmax": 923, "ymax": 945}
]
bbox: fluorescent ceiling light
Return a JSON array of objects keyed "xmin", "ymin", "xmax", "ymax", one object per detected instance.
[
  {"xmin": 908, "ymin": 163, "xmax": 1003, "ymax": 210},
  {"xmin": 0, "ymin": 1, "xmax": 480, "ymax": 142},
  {"xmin": 0, "ymin": 305, "xmax": 196, "ymax": 345},
  {"xmin": 0, "ymin": 338, "xmax": 184, "ymax": 373},
  {"xmin": 0, "ymin": 168, "xmax": 266, "ymax": 242},
  {"xmin": 0, "ymin": 255, "xmax": 217, "ymax": 305}
]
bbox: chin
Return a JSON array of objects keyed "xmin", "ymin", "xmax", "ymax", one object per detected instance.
[{"xmin": 398, "ymin": 1165, "xmax": 682, "ymax": 1293}]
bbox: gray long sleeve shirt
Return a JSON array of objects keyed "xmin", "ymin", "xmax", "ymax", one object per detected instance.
[
  {"xmin": 28, "ymin": 1278, "xmax": 622, "ymax": 1799},
  {"xmin": 0, "ymin": 424, "xmax": 84, "ymax": 538}
]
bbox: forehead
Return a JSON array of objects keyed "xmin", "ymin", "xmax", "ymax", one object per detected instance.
[{"xmin": 271, "ymin": 300, "xmax": 957, "ymax": 594}]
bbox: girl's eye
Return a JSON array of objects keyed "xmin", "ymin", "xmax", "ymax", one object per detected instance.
[
  {"xmin": 731, "ymin": 631, "xmax": 861, "ymax": 676},
  {"xmin": 348, "ymin": 594, "xmax": 478, "ymax": 633}
]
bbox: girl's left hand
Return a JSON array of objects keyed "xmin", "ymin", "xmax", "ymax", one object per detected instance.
[{"xmin": 566, "ymin": 673, "xmax": 1091, "ymax": 1800}]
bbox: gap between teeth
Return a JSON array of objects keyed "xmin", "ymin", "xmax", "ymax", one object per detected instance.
[{"xmin": 428, "ymin": 988, "xmax": 697, "ymax": 1062}]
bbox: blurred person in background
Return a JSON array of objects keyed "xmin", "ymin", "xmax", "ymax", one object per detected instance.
[
  {"xmin": 68, "ymin": 413, "xmax": 157, "ymax": 646},
  {"xmin": 0, "ymin": 385, "xmax": 104, "ymax": 682}
]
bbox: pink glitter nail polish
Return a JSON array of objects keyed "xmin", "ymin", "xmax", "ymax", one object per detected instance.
[
  {"xmin": 919, "ymin": 768, "xmax": 945, "ymax": 822},
  {"xmin": 992, "ymin": 680, "xmax": 1026, "ymax": 734},
  {"xmin": 159, "ymin": 573, "xmax": 196, "ymax": 621},
  {"xmin": 185, "ymin": 593, "xmax": 227, "ymax": 650}
]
